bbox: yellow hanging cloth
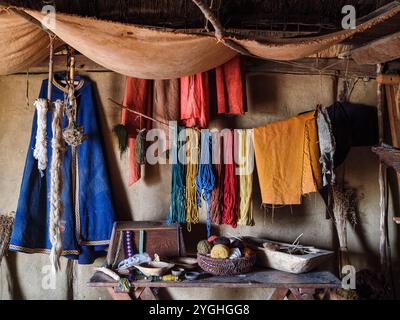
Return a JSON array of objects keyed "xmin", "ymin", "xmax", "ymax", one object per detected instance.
[
  {"xmin": 237, "ymin": 129, "xmax": 254, "ymax": 226},
  {"xmin": 253, "ymin": 111, "xmax": 322, "ymax": 205}
]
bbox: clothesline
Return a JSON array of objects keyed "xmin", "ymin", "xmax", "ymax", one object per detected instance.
[{"xmin": 108, "ymin": 98, "xmax": 175, "ymax": 129}]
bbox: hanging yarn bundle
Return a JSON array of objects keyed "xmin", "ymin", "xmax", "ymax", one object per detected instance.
[
  {"xmin": 112, "ymin": 124, "xmax": 128, "ymax": 157},
  {"xmin": 222, "ymin": 129, "xmax": 237, "ymax": 228},
  {"xmin": 185, "ymin": 128, "xmax": 200, "ymax": 230},
  {"xmin": 135, "ymin": 128, "xmax": 147, "ymax": 164},
  {"xmin": 167, "ymin": 126, "xmax": 186, "ymax": 224},
  {"xmin": 237, "ymin": 129, "xmax": 255, "ymax": 226},
  {"xmin": 195, "ymin": 130, "xmax": 215, "ymax": 238},
  {"xmin": 0, "ymin": 212, "xmax": 15, "ymax": 266},
  {"xmin": 49, "ymin": 100, "xmax": 66, "ymax": 272},
  {"xmin": 33, "ymin": 98, "xmax": 48, "ymax": 176},
  {"xmin": 210, "ymin": 130, "xmax": 224, "ymax": 225}
]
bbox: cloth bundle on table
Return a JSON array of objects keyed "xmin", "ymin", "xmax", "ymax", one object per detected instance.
[
  {"xmin": 10, "ymin": 76, "xmax": 116, "ymax": 264},
  {"xmin": 215, "ymin": 56, "xmax": 246, "ymax": 115},
  {"xmin": 180, "ymin": 72, "xmax": 209, "ymax": 129},
  {"xmin": 253, "ymin": 111, "xmax": 322, "ymax": 205}
]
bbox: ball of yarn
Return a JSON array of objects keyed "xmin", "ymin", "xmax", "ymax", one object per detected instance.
[
  {"xmin": 229, "ymin": 247, "xmax": 242, "ymax": 260},
  {"xmin": 213, "ymin": 236, "xmax": 230, "ymax": 247},
  {"xmin": 243, "ymin": 247, "xmax": 254, "ymax": 257},
  {"xmin": 208, "ymin": 235, "xmax": 218, "ymax": 243},
  {"xmin": 197, "ymin": 240, "xmax": 212, "ymax": 254},
  {"xmin": 210, "ymin": 244, "xmax": 230, "ymax": 259},
  {"xmin": 230, "ymin": 239, "xmax": 244, "ymax": 250}
]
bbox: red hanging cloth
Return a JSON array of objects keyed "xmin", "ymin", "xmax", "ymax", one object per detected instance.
[
  {"xmin": 215, "ymin": 55, "xmax": 246, "ymax": 115},
  {"xmin": 180, "ymin": 72, "xmax": 209, "ymax": 129},
  {"xmin": 222, "ymin": 129, "xmax": 237, "ymax": 228},
  {"xmin": 122, "ymin": 77, "xmax": 153, "ymax": 186}
]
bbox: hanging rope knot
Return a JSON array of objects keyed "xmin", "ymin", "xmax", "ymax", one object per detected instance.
[{"xmin": 62, "ymin": 106, "xmax": 87, "ymax": 147}]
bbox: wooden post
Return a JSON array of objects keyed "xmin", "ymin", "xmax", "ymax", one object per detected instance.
[{"xmin": 376, "ymin": 64, "xmax": 389, "ymax": 271}]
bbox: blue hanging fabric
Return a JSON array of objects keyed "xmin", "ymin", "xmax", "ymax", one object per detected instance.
[
  {"xmin": 195, "ymin": 130, "xmax": 215, "ymax": 238},
  {"xmin": 167, "ymin": 126, "xmax": 186, "ymax": 224},
  {"xmin": 9, "ymin": 75, "xmax": 116, "ymax": 264}
]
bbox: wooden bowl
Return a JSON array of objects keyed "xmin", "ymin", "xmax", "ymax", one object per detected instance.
[{"xmin": 134, "ymin": 261, "xmax": 175, "ymax": 277}]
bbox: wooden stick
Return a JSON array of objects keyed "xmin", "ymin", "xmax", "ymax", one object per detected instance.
[
  {"xmin": 108, "ymin": 98, "xmax": 174, "ymax": 129},
  {"xmin": 376, "ymin": 64, "xmax": 389, "ymax": 272},
  {"xmin": 191, "ymin": 0, "xmax": 252, "ymax": 56},
  {"xmin": 0, "ymin": 5, "xmax": 56, "ymax": 36},
  {"xmin": 47, "ymin": 34, "xmax": 55, "ymax": 103}
]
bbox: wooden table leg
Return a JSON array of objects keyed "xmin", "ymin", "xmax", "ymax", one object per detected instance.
[
  {"xmin": 107, "ymin": 287, "xmax": 132, "ymax": 300},
  {"xmin": 270, "ymin": 288, "xmax": 290, "ymax": 300},
  {"xmin": 133, "ymin": 287, "xmax": 159, "ymax": 300}
]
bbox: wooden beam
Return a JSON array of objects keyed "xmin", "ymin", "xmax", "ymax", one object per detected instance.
[
  {"xmin": 377, "ymin": 74, "xmax": 400, "ymax": 85},
  {"xmin": 20, "ymin": 54, "xmax": 108, "ymax": 74},
  {"xmin": 352, "ymin": 31, "xmax": 400, "ymax": 65}
]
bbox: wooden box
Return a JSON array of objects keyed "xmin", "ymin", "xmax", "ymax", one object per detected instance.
[{"xmin": 106, "ymin": 221, "xmax": 186, "ymax": 267}]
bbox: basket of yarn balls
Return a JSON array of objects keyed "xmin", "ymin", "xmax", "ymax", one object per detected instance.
[{"xmin": 197, "ymin": 236, "xmax": 256, "ymax": 276}]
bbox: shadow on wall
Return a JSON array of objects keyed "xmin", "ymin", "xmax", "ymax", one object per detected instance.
[
  {"xmin": 90, "ymin": 76, "xmax": 132, "ymax": 221},
  {"xmin": 4, "ymin": 253, "xmax": 24, "ymax": 300}
]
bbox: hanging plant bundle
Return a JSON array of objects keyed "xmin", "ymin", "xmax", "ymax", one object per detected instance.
[
  {"xmin": 112, "ymin": 124, "xmax": 128, "ymax": 157},
  {"xmin": 332, "ymin": 185, "xmax": 358, "ymax": 272},
  {"xmin": 0, "ymin": 212, "xmax": 15, "ymax": 265},
  {"xmin": 135, "ymin": 128, "xmax": 147, "ymax": 164}
]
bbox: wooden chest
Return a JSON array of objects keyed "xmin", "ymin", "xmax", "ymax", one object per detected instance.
[{"xmin": 106, "ymin": 221, "xmax": 186, "ymax": 267}]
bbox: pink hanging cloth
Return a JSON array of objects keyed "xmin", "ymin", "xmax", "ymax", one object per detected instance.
[
  {"xmin": 215, "ymin": 55, "xmax": 246, "ymax": 115},
  {"xmin": 122, "ymin": 77, "xmax": 153, "ymax": 186},
  {"xmin": 180, "ymin": 72, "xmax": 209, "ymax": 129}
]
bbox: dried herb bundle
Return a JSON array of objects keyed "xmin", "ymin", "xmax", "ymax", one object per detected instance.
[
  {"xmin": 0, "ymin": 212, "xmax": 15, "ymax": 265},
  {"xmin": 332, "ymin": 185, "xmax": 358, "ymax": 271}
]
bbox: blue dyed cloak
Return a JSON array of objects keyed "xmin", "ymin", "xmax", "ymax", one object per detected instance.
[{"xmin": 9, "ymin": 75, "xmax": 116, "ymax": 264}]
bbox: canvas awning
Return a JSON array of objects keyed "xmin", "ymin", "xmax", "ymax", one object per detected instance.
[{"xmin": 1, "ymin": 2, "xmax": 400, "ymax": 79}]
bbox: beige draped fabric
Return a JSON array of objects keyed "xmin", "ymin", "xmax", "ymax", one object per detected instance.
[{"xmin": 0, "ymin": 2, "xmax": 400, "ymax": 78}]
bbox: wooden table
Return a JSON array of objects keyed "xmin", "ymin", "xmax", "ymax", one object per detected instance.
[{"xmin": 88, "ymin": 268, "xmax": 341, "ymax": 300}]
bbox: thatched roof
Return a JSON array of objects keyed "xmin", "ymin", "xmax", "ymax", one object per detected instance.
[{"xmin": 0, "ymin": 0, "xmax": 394, "ymax": 31}]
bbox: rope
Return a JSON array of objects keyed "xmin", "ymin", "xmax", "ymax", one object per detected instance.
[
  {"xmin": 237, "ymin": 129, "xmax": 254, "ymax": 226},
  {"xmin": 185, "ymin": 128, "xmax": 200, "ymax": 231},
  {"xmin": 195, "ymin": 130, "xmax": 215, "ymax": 238},
  {"xmin": 210, "ymin": 130, "xmax": 223, "ymax": 224},
  {"xmin": 167, "ymin": 126, "xmax": 186, "ymax": 224},
  {"xmin": 49, "ymin": 100, "xmax": 66, "ymax": 272},
  {"xmin": 222, "ymin": 129, "xmax": 237, "ymax": 228},
  {"xmin": 33, "ymin": 98, "xmax": 48, "ymax": 176}
]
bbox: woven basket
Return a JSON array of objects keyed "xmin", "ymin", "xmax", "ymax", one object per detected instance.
[{"xmin": 197, "ymin": 253, "xmax": 256, "ymax": 276}]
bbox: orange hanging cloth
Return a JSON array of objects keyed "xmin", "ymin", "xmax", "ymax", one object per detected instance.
[
  {"xmin": 122, "ymin": 77, "xmax": 153, "ymax": 186},
  {"xmin": 180, "ymin": 72, "xmax": 209, "ymax": 129},
  {"xmin": 215, "ymin": 56, "xmax": 246, "ymax": 115},
  {"xmin": 253, "ymin": 112, "xmax": 322, "ymax": 205}
]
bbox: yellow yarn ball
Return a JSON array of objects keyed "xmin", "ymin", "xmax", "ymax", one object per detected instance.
[{"xmin": 210, "ymin": 244, "xmax": 230, "ymax": 259}]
